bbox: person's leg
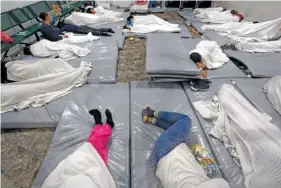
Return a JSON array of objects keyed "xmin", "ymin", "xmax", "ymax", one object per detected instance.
[
  {"xmin": 142, "ymin": 108, "xmax": 189, "ymax": 130},
  {"xmin": 79, "ymin": 26, "xmax": 114, "ymax": 36},
  {"xmin": 152, "ymin": 117, "xmax": 191, "ymax": 163},
  {"xmin": 156, "ymin": 111, "xmax": 188, "ymax": 124},
  {"xmin": 105, "ymin": 109, "xmax": 115, "ymax": 128}
]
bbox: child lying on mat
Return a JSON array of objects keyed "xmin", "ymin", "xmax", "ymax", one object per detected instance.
[
  {"xmin": 141, "ymin": 107, "xmax": 230, "ymax": 188},
  {"xmin": 41, "ymin": 109, "xmax": 117, "ymax": 188}
]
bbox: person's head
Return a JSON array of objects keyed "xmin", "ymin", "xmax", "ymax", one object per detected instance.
[
  {"xmin": 39, "ymin": 12, "xmax": 50, "ymax": 22},
  {"xmin": 127, "ymin": 15, "xmax": 134, "ymax": 23},
  {"xmin": 190, "ymin": 52, "xmax": 205, "ymax": 69},
  {"xmin": 23, "ymin": 46, "xmax": 32, "ymax": 55},
  {"xmin": 86, "ymin": 6, "xmax": 95, "ymax": 14},
  {"xmin": 230, "ymin": 10, "xmax": 238, "ymax": 15}
]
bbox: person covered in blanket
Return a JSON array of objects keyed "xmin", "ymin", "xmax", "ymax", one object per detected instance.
[
  {"xmin": 230, "ymin": 10, "xmax": 244, "ymax": 22},
  {"xmin": 141, "ymin": 107, "xmax": 230, "ymax": 188},
  {"xmin": 39, "ymin": 11, "xmax": 114, "ymax": 41},
  {"xmin": 41, "ymin": 109, "xmax": 117, "ymax": 188}
]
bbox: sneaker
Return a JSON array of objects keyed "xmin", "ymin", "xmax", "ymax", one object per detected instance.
[{"xmin": 190, "ymin": 80, "xmax": 211, "ymax": 91}]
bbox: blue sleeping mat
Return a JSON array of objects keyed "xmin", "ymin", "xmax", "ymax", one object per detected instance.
[
  {"xmin": 130, "ymin": 81, "xmax": 221, "ymax": 188},
  {"xmin": 32, "ymin": 84, "xmax": 130, "ymax": 188},
  {"xmin": 183, "ymin": 79, "xmax": 245, "ymax": 188}
]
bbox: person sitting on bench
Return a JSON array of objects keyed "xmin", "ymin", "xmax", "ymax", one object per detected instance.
[
  {"xmin": 230, "ymin": 10, "xmax": 244, "ymax": 22},
  {"xmin": 39, "ymin": 12, "xmax": 114, "ymax": 41},
  {"xmin": 141, "ymin": 107, "xmax": 231, "ymax": 188}
]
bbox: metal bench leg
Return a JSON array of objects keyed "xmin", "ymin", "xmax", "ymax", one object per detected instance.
[
  {"xmin": 1, "ymin": 50, "xmax": 9, "ymax": 63},
  {"xmin": 35, "ymin": 32, "xmax": 40, "ymax": 41}
]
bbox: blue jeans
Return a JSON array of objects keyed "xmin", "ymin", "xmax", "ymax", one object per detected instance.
[{"xmin": 153, "ymin": 111, "xmax": 191, "ymax": 164}]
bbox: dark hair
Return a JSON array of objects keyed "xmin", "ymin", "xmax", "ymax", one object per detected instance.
[
  {"xmin": 190, "ymin": 52, "xmax": 202, "ymax": 63},
  {"xmin": 86, "ymin": 8, "xmax": 93, "ymax": 13},
  {"xmin": 230, "ymin": 10, "xmax": 238, "ymax": 15},
  {"xmin": 127, "ymin": 15, "xmax": 133, "ymax": 21},
  {"xmin": 222, "ymin": 7, "xmax": 227, "ymax": 11},
  {"xmin": 23, "ymin": 46, "xmax": 32, "ymax": 55},
  {"xmin": 39, "ymin": 12, "xmax": 48, "ymax": 21}
]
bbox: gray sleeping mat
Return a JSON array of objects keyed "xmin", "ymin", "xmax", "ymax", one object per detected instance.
[
  {"xmin": 150, "ymin": 7, "xmax": 166, "ymax": 13},
  {"xmin": 203, "ymin": 31, "xmax": 231, "ymax": 45},
  {"xmin": 178, "ymin": 24, "xmax": 192, "ymax": 38},
  {"xmin": 145, "ymin": 33, "xmax": 200, "ymax": 76},
  {"xmin": 96, "ymin": 22, "xmax": 126, "ymax": 48},
  {"xmin": 32, "ymin": 84, "xmax": 130, "ymax": 188},
  {"xmin": 183, "ymin": 79, "xmax": 245, "ymax": 188},
  {"xmin": 130, "ymin": 81, "xmax": 221, "ymax": 188},
  {"xmin": 68, "ymin": 58, "xmax": 117, "ymax": 84},
  {"xmin": 224, "ymin": 50, "xmax": 281, "ymax": 78},
  {"xmin": 76, "ymin": 37, "xmax": 119, "ymax": 61},
  {"xmin": 177, "ymin": 9, "xmax": 194, "ymax": 20},
  {"xmin": 191, "ymin": 21, "xmax": 204, "ymax": 33},
  {"xmin": 233, "ymin": 78, "xmax": 281, "ymax": 128},
  {"xmin": 1, "ymin": 107, "xmax": 56, "ymax": 129},
  {"xmin": 181, "ymin": 38, "xmax": 246, "ymax": 78}
]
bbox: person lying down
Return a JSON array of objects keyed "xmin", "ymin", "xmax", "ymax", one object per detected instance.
[
  {"xmin": 65, "ymin": 6, "xmax": 123, "ymax": 26},
  {"xmin": 23, "ymin": 39, "xmax": 91, "ymax": 61},
  {"xmin": 196, "ymin": 9, "xmax": 244, "ymax": 24},
  {"xmin": 193, "ymin": 84, "xmax": 281, "ymax": 188},
  {"xmin": 41, "ymin": 109, "xmax": 117, "ymax": 188},
  {"xmin": 123, "ymin": 15, "xmax": 181, "ymax": 33},
  {"xmin": 203, "ymin": 17, "xmax": 281, "ymax": 42},
  {"xmin": 1, "ymin": 58, "xmax": 91, "ymax": 113},
  {"xmin": 141, "ymin": 107, "xmax": 230, "ymax": 188}
]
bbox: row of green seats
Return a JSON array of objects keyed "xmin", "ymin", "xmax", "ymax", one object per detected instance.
[{"xmin": 1, "ymin": 1, "xmax": 85, "ymax": 62}]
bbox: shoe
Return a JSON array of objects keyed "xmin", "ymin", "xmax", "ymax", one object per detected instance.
[
  {"xmin": 190, "ymin": 80, "xmax": 211, "ymax": 91},
  {"xmin": 102, "ymin": 32, "xmax": 112, "ymax": 36},
  {"xmin": 108, "ymin": 28, "xmax": 115, "ymax": 33}
]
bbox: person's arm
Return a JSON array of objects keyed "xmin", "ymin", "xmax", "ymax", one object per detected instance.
[{"xmin": 41, "ymin": 25, "xmax": 63, "ymax": 42}]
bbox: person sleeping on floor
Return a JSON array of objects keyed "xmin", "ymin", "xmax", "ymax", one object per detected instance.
[
  {"xmin": 141, "ymin": 107, "xmax": 231, "ymax": 188},
  {"xmin": 39, "ymin": 11, "xmax": 114, "ymax": 41},
  {"xmin": 197, "ymin": 9, "xmax": 244, "ymax": 23},
  {"xmin": 41, "ymin": 109, "xmax": 117, "ymax": 188},
  {"xmin": 188, "ymin": 40, "xmax": 229, "ymax": 91},
  {"xmin": 40, "ymin": 107, "xmax": 230, "ymax": 188}
]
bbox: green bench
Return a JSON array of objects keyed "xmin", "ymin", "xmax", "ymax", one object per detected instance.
[{"xmin": 1, "ymin": 8, "xmax": 41, "ymax": 61}]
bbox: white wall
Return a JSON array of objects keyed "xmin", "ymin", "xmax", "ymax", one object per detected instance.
[
  {"xmin": 214, "ymin": 1, "xmax": 281, "ymax": 21},
  {"xmin": 1, "ymin": 1, "xmax": 38, "ymax": 13}
]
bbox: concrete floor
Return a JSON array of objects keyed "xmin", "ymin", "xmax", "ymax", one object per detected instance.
[{"xmin": 1, "ymin": 11, "xmax": 198, "ymax": 188}]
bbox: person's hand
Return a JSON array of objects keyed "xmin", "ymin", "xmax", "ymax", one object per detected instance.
[
  {"xmin": 200, "ymin": 69, "xmax": 208, "ymax": 79},
  {"xmin": 63, "ymin": 34, "xmax": 69, "ymax": 38}
]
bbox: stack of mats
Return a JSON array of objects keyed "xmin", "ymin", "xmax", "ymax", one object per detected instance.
[
  {"xmin": 32, "ymin": 84, "xmax": 130, "ymax": 188},
  {"xmin": 145, "ymin": 33, "xmax": 246, "ymax": 82},
  {"xmin": 130, "ymin": 81, "xmax": 222, "ymax": 188},
  {"xmin": 145, "ymin": 33, "xmax": 200, "ymax": 82}
]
